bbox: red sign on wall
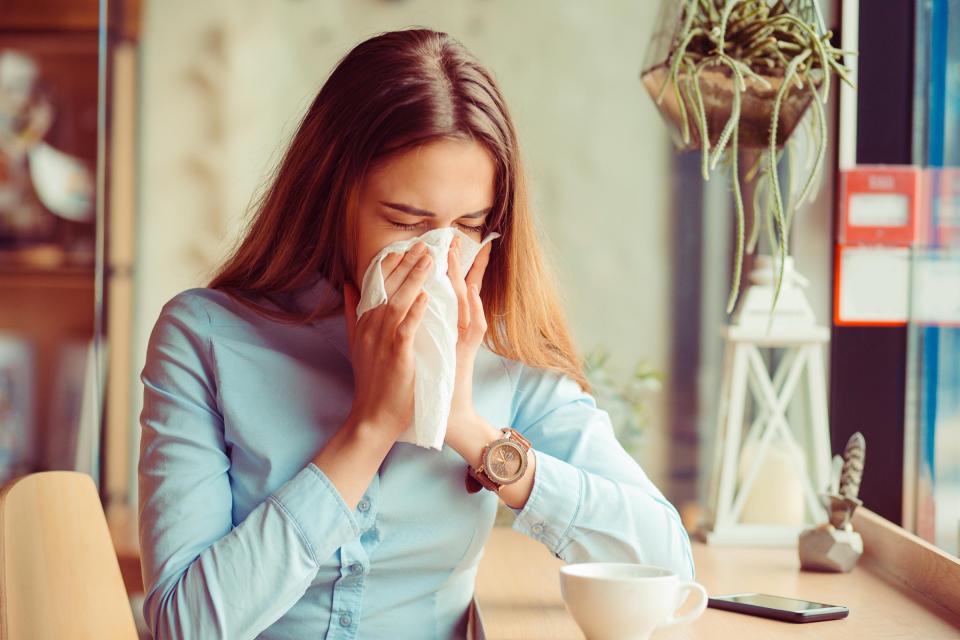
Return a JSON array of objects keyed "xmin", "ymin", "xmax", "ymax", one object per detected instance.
[{"xmin": 839, "ymin": 165, "xmax": 927, "ymax": 246}]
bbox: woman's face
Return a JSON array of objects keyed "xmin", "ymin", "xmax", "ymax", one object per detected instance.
[{"xmin": 352, "ymin": 137, "xmax": 496, "ymax": 287}]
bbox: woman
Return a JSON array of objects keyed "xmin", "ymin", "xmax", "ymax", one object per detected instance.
[{"xmin": 138, "ymin": 27, "xmax": 694, "ymax": 640}]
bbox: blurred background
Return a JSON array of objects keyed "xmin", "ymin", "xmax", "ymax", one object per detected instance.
[{"xmin": 0, "ymin": 0, "xmax": 958, "ymax": 633}]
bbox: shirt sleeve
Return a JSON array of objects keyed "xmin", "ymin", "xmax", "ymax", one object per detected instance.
[
  {"xmin": 138, "ymin": 292, "xmax": 361, "ymax": 640},
  {"xmin": 504, "ymin": 360, "xmax": 695, "ymax": 581}
]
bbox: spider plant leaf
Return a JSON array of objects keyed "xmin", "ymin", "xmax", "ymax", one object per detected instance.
[
  {"xmin": 768, "ymin": 49, "xmax": 811, "ymax": 312},
  {"xmin": 730, "ymin": 58, "xmax": 773, "ymax": 89},
  {"xmin": 691, "ymin": 58, "xmax": 713, "ymax": 180},
  {"xmin": 726, "ymin": 121, "xmax": 746, "ymax": 313},
  {"xmin": 709, "ymin": 56, "xmax": 744, "ymax": 170},
  {"xmin": 764, "ymin": 170, "xmax": 778, "ymax": 257},
  {"xmin": 768, "ymin": 12, "xmax": 830, "ymax": 102},
  {"xmin": 744, "ymin": 146, "xmax": 765, "ymax": 183},
  {"xmin": 748, "ymin": 162, "xmax": 766, "ymax": 254},
  {"xmin": 784, "ymin": 134, "xmax": 795, "ymax": 243},
  {"xmin": 718, "ymin": 0, "xmax": 743, "ymax": 43},
  {"xmin": 698, "ymin": 0, "xmax": 720, "ymax": 22},
  {"xmin": 789, "ymin": 73, "xmax": 827, "ymax": 224},
  {"xmin": 656, "ymin": 26, "xmax": 702, "ymax": 104}
]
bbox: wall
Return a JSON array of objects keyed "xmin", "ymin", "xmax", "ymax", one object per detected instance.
[{"xmin": 131, "ymin": 0, "xmax": 676, "ymax": 497}]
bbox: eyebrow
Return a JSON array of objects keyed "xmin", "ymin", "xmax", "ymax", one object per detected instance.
[{"xmin": 380, "ymin": 201, "xmax": 492, "ymax": 219}]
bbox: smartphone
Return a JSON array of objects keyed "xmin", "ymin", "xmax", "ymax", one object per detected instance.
[{"xmin": 708, "ymin": 592, "xmax": 849, "ymax": 623}]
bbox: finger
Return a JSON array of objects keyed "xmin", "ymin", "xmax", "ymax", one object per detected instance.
[
  {"xmin": 383, "ymin": 241, "xmax": 428, "ymax": 296},
  {"xmin": 465, "ymin": 241, "xmax": 492, "ymax": 293},
  {"xmin": 361, "ymin": 248, "xmax": 414, "ymax": 336},
  {"xmin": 381, "ymin": 251, "xmax": 432, "ymax": 333},
  {"xmin": 342, "ymin": 281, "xmax": 359, "ymax": 351},
  {"xmin": 447, "ymin": 237, "xmax": 470, "ymax": 333},
  {"xmin": 379, "ymin": 251, "xmax": 404, "ymax": 279},
  {"xmin": 466, "ymin": 283, "xmax": 487, "ymax": 341},
  {"xmin": 396, "ymin": 290, "xmax": 429, "ymax": 345}
]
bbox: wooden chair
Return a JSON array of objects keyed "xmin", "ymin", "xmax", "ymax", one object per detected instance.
[{"xmin": 0, "ymin": 471, "xmax": 138, "ymax": 640}]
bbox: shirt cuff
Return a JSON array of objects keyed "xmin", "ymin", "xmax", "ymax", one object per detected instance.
[
  {"xmin": 508, "ymin": 449, "xmax": 584, "ymax": 558},
  {"xmin": 268, "ymin": 463, "xmax": 361, "ymax": 566}
]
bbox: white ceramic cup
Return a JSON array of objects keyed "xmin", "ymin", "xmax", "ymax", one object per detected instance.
[{"xmin": 559, "ymin": 562, "xmax": 707, "ymax": 640}]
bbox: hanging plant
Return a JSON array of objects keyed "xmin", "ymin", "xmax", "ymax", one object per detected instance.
[{"xmin": 640, "ymin": 0, "xmax": 856, "ymax": 312}]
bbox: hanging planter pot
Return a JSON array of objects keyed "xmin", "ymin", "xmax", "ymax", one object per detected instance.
[
  {"xmin": 640, "ymin": 0, "xmax": 856, "ymax": 313},
  {"xmin": 641, "ymin": 62, "xmax": 822, "ymax": 151}
]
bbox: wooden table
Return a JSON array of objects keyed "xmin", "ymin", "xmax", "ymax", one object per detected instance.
[
  {"xmin": 475, "ymin": 527, "xmax": 960, "ymax": 639},
  {"xmin": 112, "ymin": 505, "xmax": 960, "ymax": 638}
]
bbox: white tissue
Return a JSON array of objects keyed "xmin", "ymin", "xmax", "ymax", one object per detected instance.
[{"xmin": 356, "ymin": 226, "xmax": 500, "ymax": 450}]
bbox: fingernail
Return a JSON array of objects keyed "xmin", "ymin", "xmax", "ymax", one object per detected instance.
[
  {"xmin": 412, "ymin": 242, "xmax": 426, "ymax": 255},
  {"xmin": 417, "ymin": 254, "xmax": 431, "ymax": 269}
]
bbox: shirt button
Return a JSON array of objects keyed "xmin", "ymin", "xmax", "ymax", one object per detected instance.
[
  {"xmin": 349, "ymin": 562, "xmax": 363, "ymax": 575},
  {"xmin": 357, "ymin": 498, "xmax": 371, "ymax": 512},
  {"xmin": 339, "ymin": 613, "xmax": 352, "ymax": 627},
  {"xmin": 531, "ymin": 522, "xmax": 544, "ymax": 535}
]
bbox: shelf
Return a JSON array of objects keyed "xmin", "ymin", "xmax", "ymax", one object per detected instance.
[{"xmin": 0, "ymin": 264, "xmax": 96, "ymax": 289}]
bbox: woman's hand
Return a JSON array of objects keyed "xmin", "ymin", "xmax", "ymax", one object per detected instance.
[
  {"xmin": 311, "ymin": 242, "xmax": 433, "ymax": 508},
  {"xmin": 340, "ymin": 241, "xmax": 433, "ymax": 441},
  {"xmin": 443, "ymin": 236, "xmax": 501, "ymax": 460}
]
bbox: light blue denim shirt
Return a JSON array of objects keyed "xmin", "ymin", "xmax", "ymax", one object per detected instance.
[{"xmin": 137, "ymin": 272, "xmax": 695, "ymax": 640}]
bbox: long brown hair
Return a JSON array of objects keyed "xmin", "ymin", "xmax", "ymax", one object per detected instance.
[{"xmin": 208, "ymin": 28, "xmax": 590, "ymax": 393}]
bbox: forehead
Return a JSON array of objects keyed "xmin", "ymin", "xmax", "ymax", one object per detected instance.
[{"xmin": 363, "ymin": 138, "xmax": 496, "ymax": 213}]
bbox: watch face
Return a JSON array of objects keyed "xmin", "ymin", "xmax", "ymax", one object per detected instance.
[{"xmin": 484, "ymin": 440, "xmax": 527, "ymax": 483}]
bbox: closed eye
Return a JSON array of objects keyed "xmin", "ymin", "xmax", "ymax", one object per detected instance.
[{"xmin": 389, "ymin": 220, "xmax": 483, "ymax": 234}]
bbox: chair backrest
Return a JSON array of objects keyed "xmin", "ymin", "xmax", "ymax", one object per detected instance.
[{"xmin": 0, "ymin": 471, "xmax": 138, "ymax": 640}]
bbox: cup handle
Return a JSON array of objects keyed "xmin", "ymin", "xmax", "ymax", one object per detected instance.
[{"xmin": 656, "ymin": 581, "xmax": 708, "ymax": 629}]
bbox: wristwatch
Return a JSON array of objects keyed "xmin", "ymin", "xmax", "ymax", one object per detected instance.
[{"xmin": 465, "ymin": 427, "xmax": 531, "ymax": 494}]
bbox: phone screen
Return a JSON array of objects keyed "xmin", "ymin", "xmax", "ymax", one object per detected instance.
[{"xmin": 714, "ymin": 593, "xmax": 837, "ymax": 612}]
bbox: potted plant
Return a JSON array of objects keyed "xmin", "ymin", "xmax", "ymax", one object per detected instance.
[
  {"xmin": 640, "ymin": 0, "xmax": 856, "ymax": 312},
  {"xmin": 582, "ymin": 346, "xmax": 661, "ymax": 458}
]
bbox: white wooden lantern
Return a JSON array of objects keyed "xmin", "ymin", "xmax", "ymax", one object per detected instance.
[{"xmin": 704, "ymin": 256, "xmax": 833, "ymax": 546}]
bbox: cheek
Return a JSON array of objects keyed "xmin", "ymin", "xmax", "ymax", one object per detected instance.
[
  {"xmin": 352, "ymin": 215, "xmax": 382, "ymax": 278},
  {"xmin": 353, "ymin": 244, "xmax": 383, "ymax": 286}
]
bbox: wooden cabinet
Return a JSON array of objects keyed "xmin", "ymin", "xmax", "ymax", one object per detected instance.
[
  {"xmin": 0, "ymin": 0, "xmax": 140, "ymax": 40},
  {"xmin": 0, "ymin": 2, "xmax": 139, "ymax": 507}
]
